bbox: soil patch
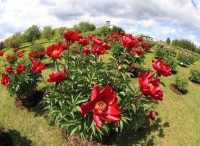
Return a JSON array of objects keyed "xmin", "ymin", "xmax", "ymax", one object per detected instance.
[
  {"xmin": 170, "ymin": 84, "xmax": 187, "ymax": 95},
  {"xmin": 0, "ymin": 128, "xmax": 13, "ymax": 146},
  {"xmin": 189, "ymin": 79, "xmax": 200, "ymax": 86},
  {"xmin": 15, "ymin": 90, "xmax": 44, "ymax": 110},
  {"xmin": 62, "ymin": 129, "xmax": 117, "ymax": 146}
]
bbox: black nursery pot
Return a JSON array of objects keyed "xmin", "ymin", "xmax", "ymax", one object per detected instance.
[{"xmin": 0, "ymin": 128, "xmax": 13, "ymax": 146}]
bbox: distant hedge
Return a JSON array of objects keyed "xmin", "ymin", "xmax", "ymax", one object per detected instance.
[{"xmin": 172, "ymin": 39, "xmax": 200, "ymax": 54}]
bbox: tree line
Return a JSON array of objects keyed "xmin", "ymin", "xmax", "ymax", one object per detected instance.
[
  {"xmin": 166, "ymin": 37, "xmax": 200, "ymax": 54},
  {"xmin": 0, "ymin": 22, "xmax": 124, "ymax": 50}
]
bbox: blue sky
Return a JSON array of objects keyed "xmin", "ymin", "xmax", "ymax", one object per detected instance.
[{"xmin": 0, "ymin": 0, "xmax": 200, "ymax": 46}]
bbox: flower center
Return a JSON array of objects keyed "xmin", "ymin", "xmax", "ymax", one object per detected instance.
[
  {"xmin": 95, "ymin": 101, "xmax": 107, "ymax": 111},
  {"xmin": 148, "ymin": 83, "xmax": 153, "ymax": 88},
  {"xmin": 52, "ymin": 50, "xmax": 58, "ymax": 57}
]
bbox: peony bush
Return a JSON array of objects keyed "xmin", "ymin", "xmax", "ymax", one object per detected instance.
[
  {"xmin": 0, "ymin": 48, "xmax": 46, "ymax": 98},
  {"xmin": 1, "ymin": 30, "xmax": 172, "ymax": 142},
  {"xmin": 41, "ymin": 31, "xmax": 172, "ymax": 141}
]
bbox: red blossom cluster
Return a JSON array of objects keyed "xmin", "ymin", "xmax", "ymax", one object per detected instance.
[{"xmin": 81, "ymin": 84, "xmax": 121, "ymax": 128}]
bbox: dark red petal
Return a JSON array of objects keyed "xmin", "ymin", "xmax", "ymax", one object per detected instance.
[
  {"xmin": 151, "ymin": 79, "xmax": 160, "ymax": 87},
  {"xmin": 93, "ymin": 114, "xmax": 103, "ymax": 128},
  {"xmin": 105, "ymin": 105, "xmax": 120, "ymax": 115},
  {"xmin": 102, "ymin": 114, "xmax": 121, "ymax": 122},
  {"xmin": 80, "ymin": 102, "xmax": 93, "ymax": 115},
  {"xmin": 103, "ymin": 87, "xmax": 116, "ymax": 105},
  {"xmin": 90, "ymin": 84, "xmax": 100, "ymax": 101}
]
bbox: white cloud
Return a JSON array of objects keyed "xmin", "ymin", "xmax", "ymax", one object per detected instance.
[{"xmin": 0, "ymin": 0, "xmax": 200, "ymax": 47}]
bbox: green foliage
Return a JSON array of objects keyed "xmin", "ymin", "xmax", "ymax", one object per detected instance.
[
  {"xmin": 173, "ymin": 76, "xmax": 188, "ymax": 93},
  {"xmin": 177, "ymin": 52, "xmax": 198, "ymax": 67},
  {"xmin": 155, "ymin": 48, "xmax": 165, "ymax": 59},
  {"xmin": 95, "ymin": 26, "xmax": 110, "ymax": 37},
  {"xmin": 4, "ymin": 32, "xmax": 24, "ymax": 48},
  {"xmin": 172, "ymin": 39, "xmax": 200, "ymax": 54},
  {"xmin": 73, "ymin": 21, "xmax": 96, "ymax": 32},
  {"xmin": 42, "ymin": 26, "xmax": 55, "ymax": 42},
  {"xmin": 164, "ymin": 57, "xmax": 177, "ymax": 73},
  {"xmin": 0, "ymin": 41, "xmax": 5, "ymax": 50},
  {"xmin": 189, "ymin": 69, "xmax": 200, "ymax": 83},
  {"xmin": 5, "ymin": 57, "xmax": 42, "ymax": 97},
  {"xmin": 54, "ymin": 27, "xmax": 67, "ymax": 43},
  {"xmin": 111, "ymin": 25, "xmax": 124, "ymax": 33},
  {"xmin": 166, "ymin": 37, "xmax": 171, "ymax": 44},
  {"xmin": 42, "ymin": 32, "xmax": 155, "ymax": 141},
  {"xmin": 30, "ymin": 44, "xmax": 45, "ymax": 59},
  {"xmin": 23, "ymin": 25, "xmax": 41, "ymax": 44}
]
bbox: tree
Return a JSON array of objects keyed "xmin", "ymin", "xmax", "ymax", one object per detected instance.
[
  {"xmin": 23, "ymin": 25, "xmax": 41, "ymax": 44},
  {"xmin": 111, "ymin": 25, "xmax": 124, "ymax": 33},
  {"xmin": 95, "ymin": 26, "xmax": 110, "ymax": 37},
  {"xmin": 72, "ymin": 21, "xmax": 96, "ymax": 32},
  {"xmin": 41, "ymin": 26, "xmax": 55, "ymax": 42},
  {"xmin": 166, "ymin": 37, "xmax": 171, "ymax": 44},
  {"xmin": 4, "ymin": 32, "xmax": 23, "ymax": 48},
  {"xmin": 0, "ymin": 41, "xmax": 5, "ymax": 50},
  {"xmin": 54, "ymin": 27, "xmax": 67, "ymax": 43}
]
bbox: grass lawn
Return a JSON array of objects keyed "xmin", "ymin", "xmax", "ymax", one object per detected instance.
[{"xmin": 0, "ymin": 41, "xmax": 200, "ymax": 146}]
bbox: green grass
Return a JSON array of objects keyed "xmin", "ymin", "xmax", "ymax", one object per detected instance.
[
  {"xmin": 117, "ymin": 47, "xmax": 200, "ymax": 146},
  {"xmin": 1, "ymin": 41, "xmax": 200, "ymax": 145}
]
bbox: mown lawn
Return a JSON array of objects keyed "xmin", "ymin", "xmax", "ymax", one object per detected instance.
[{"xmin": 0, "ymin": 41, "xmax": 200, "ymax": 146}]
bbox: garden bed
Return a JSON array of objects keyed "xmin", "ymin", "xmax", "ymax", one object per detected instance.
[
  {"xmin": 15, "ymin": 90, "xmax": 44, "ymax": 110},
  {"xmin": 0, "ymin": 128, "xmax": 13, "ymax": 146},
  {"xmin": 170, "ymin": 84, "xmax": 187, "ymax": 95}
]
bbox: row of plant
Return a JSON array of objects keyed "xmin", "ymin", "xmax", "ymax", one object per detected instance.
[{"xmin": 0, "ymin": 30, "xmax": 173, "ymax": 143}]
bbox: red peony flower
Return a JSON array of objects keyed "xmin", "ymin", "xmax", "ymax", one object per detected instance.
[
  {"xmin": 46, "ymin": 42, "xmax": 64, "ymax": 59},
  {"xmin": 47, "ymin": 70, "xmax": 66, "ymax": 83},
  {"xmin": 132, "ymin": 48, "xmax": 144, "ymax": 56},
  {"xmin": 80, "ymin": 84, "xmax": 121, "ymax": 128},
  {"xmin": 37, "ymin": 50, "xmax": 45, "ymax": 57},
  {"xmin": 137, "ymin": 36, "xmax": 143, "ymax": 42},
  {"xmin": 122, "ymin": 36, "xmax": 134, "ymax": 50},
  {"xmin": 14, "ymin": 48, "xmax": 18, "ymax": 52},
  {"xmin": 31, "ymin": 59, "xmax": 46, "ymax": 73},
  {"xmin": 6, "ymin": 55, "xmax": 15, "ymax": 61},
  {"xmin": 6, "ymin": 66, "xmax": 14, "ymax": 74},
  {"xmin": 149, "ymin": 111, "xmax": 156, "ymax": 120},
  {"xmin": 142, "ymin": 42, "xmax": 151, "ymax": 51},
  {"xmin": 63, "ymin": 30, "xmax": 80, "ymax": 42},
  {"xmin": 81, "ymin": 48, "xmax": 91, "ymax": 55},
  {"xmin": 0, "ymin": 51, "xmax": 4, "ymax": 56},
  {"xmin": 1, "ymin": 73, "xmax": 11, "ymax": 86},
  {"xmin": 79, "ymin": 38, "xmax": 90, "ymax": 46},
  {"xmin": 93, "ymin": 38, "xmax": 103, "ymax": 45},
  {"xmin": 138, "ymin": 71, "xmax": 163, "ymax": 101},
  {"xmin": 92, "ymin": 45, "xmax": 105, "ymax": 55},
  {"xmin": 102, "ymin": 43, "xmax": 110, "ymax": 50},
  {"xmin": 16, "ymin": 64, "xmax": 26, "ymax": 73},
  {"xmin": 17, "ymin": 51, "xmax": 25, "ymax": 58},
  {"xmin": 131, "ymin": 65, "xmax": 138, "ymax": 70},
  {"xmin": 29, "ymin": 52, "xmax": 35, "ymax": 58},
  {"xmin": 152, "ymin": 58, "xmax": 172, "ymax": 76}
]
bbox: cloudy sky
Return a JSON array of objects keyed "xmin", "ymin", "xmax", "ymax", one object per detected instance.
[{"xmin": 0, "ymin": 0, "xmax": 200, "ymax": 46}]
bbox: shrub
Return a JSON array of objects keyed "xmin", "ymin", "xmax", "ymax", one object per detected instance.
[
  {"xmin": 177, "ymin": 52, "xmax": 198, "ymax": 67},
  {"xmin": 173, "ymin": 76, "xmax": 188, "ymax": 93},
  {"xmin": 30, "ymin": 44, "xmax": 45, "ymax": 59},
  {"xmin": 1, "ymin": 49, "xmax": 46, "ymax": 98},
  {"xmin": 155, "ymin": 48, "xmax": 165, "ymax": 59},
  {"xmin": 41, "ymin": 31, "xmax": 170, "ymax": 142},
  {"xmin": 189, "ymin": 69, "xmax": 200, "ymax": 83},
  {"xmin": 164, "ymin": 57, "xmax": 177, "ymax": 73}
]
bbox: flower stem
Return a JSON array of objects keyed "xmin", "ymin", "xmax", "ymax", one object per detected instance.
[
  {"xmin": 121, "ymin": 92, "xmax": 143, "ymax": 113},
  {"xmin": 54, "ymin": 59, "xmax": 59, "ymax": 71}
]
